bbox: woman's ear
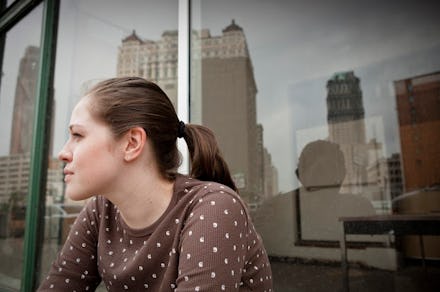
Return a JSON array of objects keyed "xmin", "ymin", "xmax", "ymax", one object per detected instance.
[{"xmin": 123, "ymin": 127, "xmax": 146, "ymax": 162}]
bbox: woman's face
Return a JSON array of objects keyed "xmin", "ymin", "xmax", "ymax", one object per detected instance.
[{"xmin": 58, "ymin": 96, "xmax": 124, "ymax": 200}]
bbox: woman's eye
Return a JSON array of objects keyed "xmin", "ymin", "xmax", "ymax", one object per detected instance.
[{"xmin": 71, "ymin": 132, "xmax": 82, "ymax": 138}]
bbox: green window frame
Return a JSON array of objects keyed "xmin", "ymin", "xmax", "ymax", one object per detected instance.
[{"xmin": 0, "ymin": 0, "xmax": 59, "ymax": 291}]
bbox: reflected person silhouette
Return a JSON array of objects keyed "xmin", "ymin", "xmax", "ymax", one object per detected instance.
[{"xmin": 297, "ymin": 140, "xmax": 375, "ymax": 241}]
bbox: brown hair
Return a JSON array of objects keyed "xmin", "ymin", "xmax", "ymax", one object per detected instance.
[{"xmin": 85, "ymin": 77, "xmax": 237, "ymax": 191}]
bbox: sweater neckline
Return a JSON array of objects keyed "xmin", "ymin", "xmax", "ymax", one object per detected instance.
[{"xmin": 118, "ymin": 175, "xmax": 183, "ymax": 237}]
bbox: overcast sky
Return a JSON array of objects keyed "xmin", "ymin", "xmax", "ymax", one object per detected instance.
[{"xmin": 1, "ymin": 0, "xmax": 439, "ymax": 192}]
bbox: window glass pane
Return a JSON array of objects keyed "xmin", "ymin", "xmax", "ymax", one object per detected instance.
[
  {"xmin": 191, "ymin": 0, "xmax": 440, "ymax": 290},
  {"xmin": 0, "ymin": 4, "xmax": 43, "ymax": 291},
  {"xmin": 40, "ymin": 0, "xmax": 178, "ymax": 289}
]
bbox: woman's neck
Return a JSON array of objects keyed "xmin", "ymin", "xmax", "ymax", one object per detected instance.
[{"xmin": 108, "ymin": 171, "xmax": 175, "ymax": 230}]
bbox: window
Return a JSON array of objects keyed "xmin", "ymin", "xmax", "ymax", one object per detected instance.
[
  {"xmin": 0, "ymin": 4, "xmax": 43, "ymax": 290},
  {"xmin": 191, "ymin": 0, "xmax": 440, "ymax": 290}
]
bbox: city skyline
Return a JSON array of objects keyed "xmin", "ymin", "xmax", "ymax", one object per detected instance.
[{"xmin": 0, "ymin": 0, "xmax": 439, "ymax": 193}]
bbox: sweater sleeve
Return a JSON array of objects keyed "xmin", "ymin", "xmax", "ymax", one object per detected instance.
[
  {"xmin": 175, "ymin": 191, "xmax": 250, "ymax": 291},
  {"xmin": 37, "ymin": 198, "xmax": 102, "ymax": 291}
]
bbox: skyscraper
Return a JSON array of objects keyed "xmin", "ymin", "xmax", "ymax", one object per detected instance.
[
  {"xmin": 326, "ymin": 71, "xmax": 368, "ymax": 193},
  {"xmin": 116, "ymin": 21, "xmax": 277, "ymax": 205},
  {"xmin": 117, "ymin": 30, "xmax": 178, "ymax": 107},
  {"xmin": 394, "ymin": 71, "xmax": 440, "ymax": 192},
  {"xmin": 10, "ymin": 46, "xmax": 39, "ymax": 155}
]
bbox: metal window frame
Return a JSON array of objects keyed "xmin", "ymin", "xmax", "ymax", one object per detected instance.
[
  {"xmin": 0, "ymin": 0, "xmax": 58, "ymax": 291},
  {"xmin": 178, "ymin": 0, "xmax": 190, "ymax": 174}
]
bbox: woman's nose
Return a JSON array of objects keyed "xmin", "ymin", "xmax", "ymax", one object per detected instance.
[{"xmin": 58, "ymin": 146, "xmax": 72, "ymax": 162}]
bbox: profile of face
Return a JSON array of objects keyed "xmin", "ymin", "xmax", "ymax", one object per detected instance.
[{"xmin": 58, "ymin": 96, "xmax": 124, "ymax": 201}]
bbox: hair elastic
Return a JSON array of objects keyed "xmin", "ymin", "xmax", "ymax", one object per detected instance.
[{"xmin": 177, "ymin": 121, "xmax": 186, "ymax": 138}]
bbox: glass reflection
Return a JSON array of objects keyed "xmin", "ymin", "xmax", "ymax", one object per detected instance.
[
  {"xmin": 0, "ymin": 4, "xmax": 43, "ymax": 291},
  {"xmin": 41, "ymin": 0, "xmax": 178, "ymax": 289},
  {"xmin": 191, "ymin": 0, "xmax": 440, "ymax": 291}
]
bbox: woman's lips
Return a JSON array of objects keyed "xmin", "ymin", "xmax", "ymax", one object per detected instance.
[{"xmin": 63, "ymin": 169, "xmax": 74, "ymax": 182}]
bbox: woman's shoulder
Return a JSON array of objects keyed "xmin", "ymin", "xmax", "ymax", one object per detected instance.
[
  {"xmin": 176, "ymin": 175, "xmax": 239, "ymax": 199},
  {"xmin": 174, "ymin": 174, "xmax": 249, "ymax": 215}
]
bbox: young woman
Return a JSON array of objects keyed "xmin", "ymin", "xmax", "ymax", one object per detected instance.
[{"xmin": 38, "ymin": 77, "xmax": 273, "ymax": 291}]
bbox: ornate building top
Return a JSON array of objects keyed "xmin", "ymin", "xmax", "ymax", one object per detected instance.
[
  {"xmin": 122, "ymin": 30, "xmax": 143, "ymax": 43},
  {"xmin": 222, "ymin": 19, "xmax": 243, "ymax": 33}
]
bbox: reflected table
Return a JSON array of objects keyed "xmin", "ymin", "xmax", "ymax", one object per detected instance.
[{"xmin": 339, "ymin": 214, "xmax": 440, "ymax": 292}]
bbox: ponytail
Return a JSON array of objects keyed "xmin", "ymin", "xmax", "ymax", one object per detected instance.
[{"xmin": 182, "ymin": 124, "xmax": 238, "ymax": 192}]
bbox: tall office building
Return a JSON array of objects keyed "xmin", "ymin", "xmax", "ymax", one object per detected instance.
[
  {"xmin": 116, "ymin": 21, "xmax": 277, "ymax": 205},
  {"xmin": 117, "ymin": 30, "xmax": 178, "ymax": 107},
  {"xmin": 394, "ymin": 72, "xmax": 440, "ymax": 192},
  {"xmin": 10, "ymin": 46, "xmax": 40, "ymax": 155},
  {"xmin": 326, "ymin": 71, "xmax": 368, "ymax": 193}
]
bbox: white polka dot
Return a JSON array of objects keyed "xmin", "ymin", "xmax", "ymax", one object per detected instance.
[
  {"xmin": 200, "ymin": 236, "xmax": 205, "ymax": 243},
  {"xmin": 195, "ymin": 286, "xmax": 200, "ymax": 291},
  {"xmin": 199, "ymin": 215, "xmax": 204, "ymax": 220},
  {"xmin": 187, "ymin": 253, "xmax": 191, "ymax": 259},
  {"xmin": 139, "ymin": 266, "xmax": 143, "ymax": 271},
  {"xmin": 210, "ymin": 201, "xmax": 216, "ymax": 205},
  {"xmin": 198, "ymin": 261, "xmax": 203, "ymax": 267},
  {"xmin": 211, "ymin": 272, "xmax": 216, "ymax": 278},
  {"xmin": 65, "ymin": 279, "xmax": 70, "ymax": 283},
  {"xmin": 224, "ymin": 209, "xmax": 229, "ymax": 215},
  {"xmin": 213, "ymin": 247, "xmax": 218, "ymax": 253},
  {"xmin": 213, "ymin": 222, "xmax": 218, "ymax": 228},
  {"xmin": 166, "ymin": 230, "xmax": 171, "ymax": 236},
  {"xmin": 131, "ymin": 276, "xmax": 135, "ymax": 281}
]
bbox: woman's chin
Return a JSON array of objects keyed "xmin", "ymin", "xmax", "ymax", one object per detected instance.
[{"xmin": 66, "ymin": 191, "xmax": 92, "ymax": 202}]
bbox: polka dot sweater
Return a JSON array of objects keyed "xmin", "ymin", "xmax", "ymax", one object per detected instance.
[{"xmin": 38, "ymin": 175, "xmax": 273, "ymax": 291}]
